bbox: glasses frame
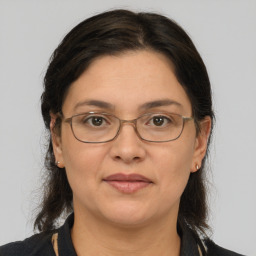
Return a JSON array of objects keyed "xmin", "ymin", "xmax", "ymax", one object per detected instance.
[{"xmin": 62, "ymin": 111, "xmax": 194, "ymax": 143}]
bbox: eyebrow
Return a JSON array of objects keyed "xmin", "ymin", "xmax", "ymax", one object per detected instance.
[
  {"xmin": 73, "ymin": 98, "xmax": 182, "ymax": 112},
  {"xmin": 139, "ymin": 99, "xmax": 183, "ymax": 110},
  {"xmin": 73, "ymin": 100, "xmax": 115, "ymax": 111}
]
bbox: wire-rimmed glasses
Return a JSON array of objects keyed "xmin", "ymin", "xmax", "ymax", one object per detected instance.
[{"xmin": 63, "ymin": 112, "xmax": 193, "ymax": 143}]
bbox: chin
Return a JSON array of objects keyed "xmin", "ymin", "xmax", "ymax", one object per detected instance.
[
  {"xmin": 106, "ymin": 213, "xmax": 151, "ymax": 228},
  {"xmin": 98, "ymin": 201, "xmax": 157, "ymax": 228}
]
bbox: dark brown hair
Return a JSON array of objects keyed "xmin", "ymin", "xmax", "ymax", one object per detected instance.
[{"xmin": 37, "ymin": 9, "xmax": 214, "ymax": 241}]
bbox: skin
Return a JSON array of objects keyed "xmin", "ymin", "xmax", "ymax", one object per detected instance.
[{"xmin": 51, "ymin": 50, "xmax": 211, "ymax": 256}]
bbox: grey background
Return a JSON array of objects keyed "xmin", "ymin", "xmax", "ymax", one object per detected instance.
[{"xmin": 0, "ymin": 1, "xmax": 255, "ymax": 255}]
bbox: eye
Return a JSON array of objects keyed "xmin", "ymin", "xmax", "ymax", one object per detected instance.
[
  {"xmin": 147, "ymin": 115, "xmax": 171, "ymax": 127},
  {"xmin": 82, "ymin": 115, "xmax": 109, "ymax": 127},
  {"xmin": 89, "ymin": 116, "xmax": 104, "ymax": 126}
]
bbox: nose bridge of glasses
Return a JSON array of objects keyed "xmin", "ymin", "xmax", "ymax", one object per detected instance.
[
  {"xmin": 120, "ymin": 119, "xmax": 137, "ymax": 129},
  {"xmin": 116, "ymin": 118, "xmax": 142, "ymax": 141}
]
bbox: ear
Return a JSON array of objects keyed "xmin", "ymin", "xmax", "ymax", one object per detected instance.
[
  {"xmin": 50, "ymin": 113, "xmax": 65, "ymax": 168},
  {"xmin": 191, "ymin": 116, "xmax": 212, "ymax": 173}
]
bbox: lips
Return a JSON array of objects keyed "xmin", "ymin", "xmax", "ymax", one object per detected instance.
[{"xmin": 103, "ymin": 173, "xmax": 153, "ymax": 194}]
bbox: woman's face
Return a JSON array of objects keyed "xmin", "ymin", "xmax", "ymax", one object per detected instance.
[{"xmin": 52, "ymin": 50, "xmax": 210, "ymax": 227}]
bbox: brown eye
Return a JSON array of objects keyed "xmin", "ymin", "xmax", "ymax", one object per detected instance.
[
  {"xmin": 150, "ymin": 116, "xmax": 171, "ymax": 127},
  {"xmin": 81, "ymin": 116, "xmax": 107, "ymax": 127},
  {"xmin": 90, "ymin": 116, "xmax": 104, "ymax": 126},
  {"xmin": 153, "ymin": 116, "xmax": 165, "ymax": 126}
]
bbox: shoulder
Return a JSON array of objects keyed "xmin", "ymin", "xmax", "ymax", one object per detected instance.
[
  {"xmin": 178, "ymin": 221, "xmax": 245, "ymax": 256},
  {"xmin": 0, "ymin": 231, "xmax": 55, "ymax": 256},
  {"xmin": 205, "ymin": 239, "xmax": 246, "ymax": 256}
]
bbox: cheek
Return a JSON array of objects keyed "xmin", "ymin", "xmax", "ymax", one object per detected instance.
[
  {"xmin": 152, "ymin": 138, "xmax": 195, "ymax": 199},
  {"xmin": 60, "ymin": 130, "xmax": 108, "ymax": 190}
]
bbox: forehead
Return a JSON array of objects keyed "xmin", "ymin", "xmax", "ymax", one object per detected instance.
[{"xmin": 62, "ymin": 50, "xmax": 192, "ymax": 116}]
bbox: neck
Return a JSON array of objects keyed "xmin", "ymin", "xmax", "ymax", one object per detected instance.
[{"xmin": 71, "ymin": 207, "xmax": 181, "ymax": 256}]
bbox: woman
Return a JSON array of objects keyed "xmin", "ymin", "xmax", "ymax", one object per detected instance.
[{"xmin": 0, "ymin": 9, "xmax": 244, "ymax": 256}]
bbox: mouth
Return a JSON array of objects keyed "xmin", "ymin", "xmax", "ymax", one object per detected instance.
[{"xmin": 103, "ymin": 173, "xmax": 153, "ymax": 194}]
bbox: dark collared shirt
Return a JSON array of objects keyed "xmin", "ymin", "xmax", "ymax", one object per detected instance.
[{"xmin": 0, "ymin": 213, "xmax": 244, "ymax": 256}]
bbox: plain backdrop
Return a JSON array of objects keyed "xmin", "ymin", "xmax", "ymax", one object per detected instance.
[{"xmin": 0, "ymin": 1, "xmax": 255, "ymax": 255}]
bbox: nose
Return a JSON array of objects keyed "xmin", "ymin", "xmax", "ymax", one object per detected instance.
[{"xmin": 109, "ymin": 122, "xmax": 146, "ymax": 164}]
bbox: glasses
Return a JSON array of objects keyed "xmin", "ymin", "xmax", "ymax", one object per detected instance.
[{"xmin": 63, "ymin": 112, "xmax": 193, "ymax": 143}]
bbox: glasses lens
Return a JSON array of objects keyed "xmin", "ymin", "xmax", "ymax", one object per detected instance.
[
  {"xmin": 71, "ymin": 113, "xmax": 119, "ymax": 142},
  {"xmin": 137, "ymin": 113, "xmax": 184, "ymax": 142}
]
